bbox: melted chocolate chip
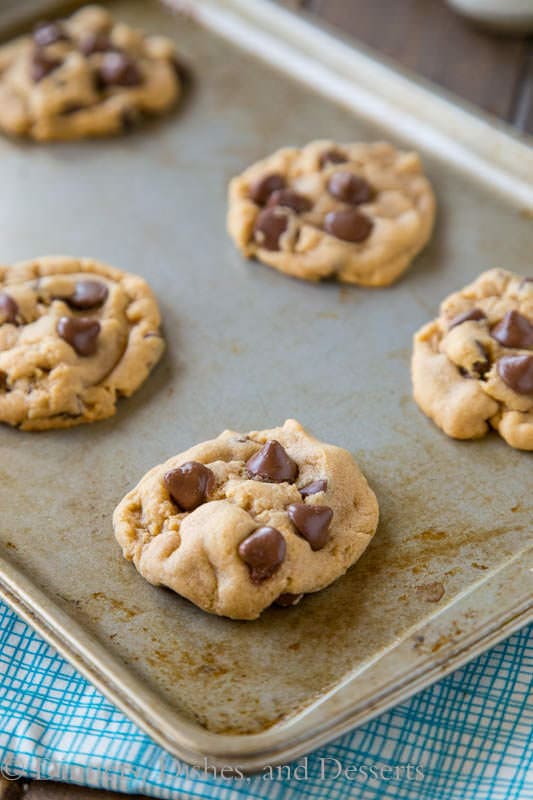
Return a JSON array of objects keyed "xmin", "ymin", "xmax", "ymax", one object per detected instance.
[
  {"xmin": 300, "ymin": 479, "xmax": 327, "ymax": 498},
  {"xmin": 275, "ymin": 593, "xmax": 303, "ymax": 607},
  {"xmin": 79, "ymin": 31, "xmax": 113, "ymax": 56},
  {"xmin": 57, "ymin": 316, "xmax": 100, "ymax": 356},
  {"xmin": 497, "ymin": 354, "xmax": 533, "ymax": 395},
  {"xmin": 287, "ymin": 503, "xmax": 333, "ymax": 551},
  {"xmin": 99, "ymin": 52, "xmax": 142, "ymax": 87},
  {"xmin": 471, "ymin": 341, "xmax": 491, "ymax": 379},
  {"xmin": 253, "ymin": 208, "xmax": 289, "ymax": 251},
  {"xmin": 33, "ymin": 21, "xmax": 67, "ymax": 47},
  {"xmin": 319, "ymin": 149, "xmax": 348, "ymax": 168},
  {"xmin": 448, "ymin": 308, "xmax": 487, "ymax": 330},
  {"xmin": 471, "ymin": 362, "xmax": 489, "ymax": 379},
  {"xmin": 0, "ymin": 293, "xmax": 19, "ymax": 324},
  {"xmin": 238, "ymin": 526, "xmax": 286, "ymax": 583},
  {"xmin": 248, "ymin": 173, "xmax": 286, "ymax": 206},
  {"xmin": 491, "ymin": 310, "xmax": 533, "ymax": 349},
  {"xmin": 163, "ymin": 461, "xmax": 215, "ymax": 512},
  {"xmin": 327, "ymin": 171, "xmax": 374, "ymax": 205},
  {"xmin": 246, "ymin": 440, "xmax": 298, "ymax": 483},
  {"xmin": 266, "ymin": 189, "xmax": 311, "ymax": 214},
  {"xmin": 0, "ymin": 371, "xmax": 7, "ymax": 392},
  {"xmin": 64, "ymin": 281, "xmax": 109, "ymax": 310},
  {"xmin": 471, "ymin": 363, "xmax": 488, "ymax": 379},
  {"xmin": 31, "ymin": 50, "xmax": 61, "ymax": 82},
  {"xmin": 324, "ymin": 209, "xmax": 373, "ymax": 243}
]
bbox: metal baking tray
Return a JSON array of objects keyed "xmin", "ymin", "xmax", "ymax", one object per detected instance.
[{"xmin": 0, "ymin": 0, "xmax": 531, "ymax": 772}]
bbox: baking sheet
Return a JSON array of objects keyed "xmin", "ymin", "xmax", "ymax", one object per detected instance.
[{"xmin": 0, "ymin": 0, "xmax": 531, "ymax": 770}]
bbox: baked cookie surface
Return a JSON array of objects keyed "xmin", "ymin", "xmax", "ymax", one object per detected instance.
[
  {"xmin": 0, "ymin": 5, "xmax": 181, "ymax": 141},
  {"xmin": 412, "ymin": 269, "xmax": 533, "ymax": 450},
  {"xmin": 0, "ymin": 255, "xmax": 164, "ymax": 430},
  {"xmin": 113, "ymin": 419, "xmax": 379, "ymax": 620},
  {"xmin": 227, "ymin": 140, "xmax": 435, "ymax": 286}
]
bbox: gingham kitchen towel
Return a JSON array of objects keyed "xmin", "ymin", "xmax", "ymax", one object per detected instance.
[{"xmin": 0, "ymin": 602, "xmax": 531, "ymax": 800}]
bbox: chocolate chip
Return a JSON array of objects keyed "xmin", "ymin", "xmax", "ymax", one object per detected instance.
[
  {"xmin": 79, "ymin": 31, "xmax": 113, "ymax": 56},
  {"xmin": 287, "ymin": 503, "xmax": 333, "ymax": 551},
  {"xmin": 64, "ymin": 281, "xmax": 109, "ymax": 310},
  {"xmin": 275, "ymin": 593, "xmax": 303, "ymax": 607},
  {"xmin": 57, "ymin": 316, "xmax": 100, "ymax": 356},
  {"xmin": 246, "ymin": 440, "xmax": 298, "ymax": 483},
  {"xmin": 31, "ymin": 50, "xmax": 61, "ymax": 82},
  {"xmin": 33, "ymin": 21, "xmax": 67, "ymax": 47},
  {"xmin": 497, "ymin": 354, "xmax": 533, "ymax": 395},
  {"xmin": 471, "ymin": 341, "xmax": 491, "ymax": 379},
  {"xmin": 238, "ymin": 527, "xmax": 286, "ymax": 583},
  {"xmin": 163, "ymin": 461, "xmax": 215, "ymax": 512},
  {"xmin": 266, "ymin": 189, "xmax": 311, "ymax": 214},
  {"xmin": 319, "ymin": 149, "xmax": 348, "ymax": 168},
  {"xmin": 448, "ymin": 308, "xmax": 487, "ymax": 330},
  {"xmin": 253, "ymin": 208, "xmax": 289, "ymax": 251},
  {"xmin": 491, "ymin": 310, "xmax": 533, "ymax": 349},
  {"xmin": 99, "ymin": 52, "xmax": 142, "ymax": 87},
  {"xmin": 300, "ymin": 479, "xmax": 327, "ymax": 498},
  {"xmin": 471, "ymin": 362, "xmax": 489, "ymax": 379},
  {"xmin": 249, "ymin": 173, "xmax": 285, "ymax": 205},
  {"xmin": 0, "ymin": 371, "xmax": 7, "ymax": 392},
  {"xmin": 324, "ymin": 209, "xmax": 373, "ymax": 243},
  {"xmin": 471, "ymin": 363, "xmax": 489, "ymax": 378},
  {"xmin": 327, "ymin": 172, "xmax": 374, "ymax": 205},
  {"xmin": 0, "ymin": 293, "xmax": 19, "ymax": 324}
]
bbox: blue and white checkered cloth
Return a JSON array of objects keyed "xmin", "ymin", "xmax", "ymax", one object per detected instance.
[{"xmin": 0, "ymin": 601, "xmax": 531, "ymax": 800}]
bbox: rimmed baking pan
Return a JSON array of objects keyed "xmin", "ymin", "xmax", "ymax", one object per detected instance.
[{"xmin": 0, "ymin": 0, "xmax": 531, "ymax": 772}]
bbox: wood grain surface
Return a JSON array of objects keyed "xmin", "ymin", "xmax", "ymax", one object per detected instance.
[{"xmin": 290, "ymin": 0, "xmax": 533, "ymax": 133}]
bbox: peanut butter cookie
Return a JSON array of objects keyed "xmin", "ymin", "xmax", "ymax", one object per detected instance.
[
  {"xmin": 412, "ymin": 269, "xmax": 533, "ymax": 450},
  {"xmin": 113, "ymin": 419, "xmax": 379, "ymax": 620},
  {"xmin": 227, "ymin": 140, "xmax": 435, "ymax": 286},
  {"xmin": 0, "ymin": 5, "xmax": 182, "ymax": 140},
  {"xmin": 0, "ymin": 255, "xmax": 164, "ymax": 430}
]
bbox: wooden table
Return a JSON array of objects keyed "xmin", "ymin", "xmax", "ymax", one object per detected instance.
[
  {"xmin": 1, "ymin": 3, "xmax": 530, "ymax": 800},
  {"xmin": 289, "ymin": 0, "xmax": 533, "ymax": 134}
]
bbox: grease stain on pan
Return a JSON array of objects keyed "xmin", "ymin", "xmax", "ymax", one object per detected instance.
[{"xmin": 88, "ymin": 592, "xmax": 140, "ymax": 622}]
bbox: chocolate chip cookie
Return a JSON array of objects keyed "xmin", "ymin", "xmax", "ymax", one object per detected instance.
[
  {"xmin": 0, "ymin": 5, "xmax": 182, "ymax": 140},
  {"xmin": 113, "ymin": 419, "xmax": 379, "ymax": 620},
  {"xmin": 0, "ymin": 255, "xmax": 164, "ymax": 430},
  {"xmin": 227, "ymin": 140, "xmax": 435, "ymax": 286},
  {"xmin": 412, "ymin": 269, "xmax": 533, "ymax": 450}
]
